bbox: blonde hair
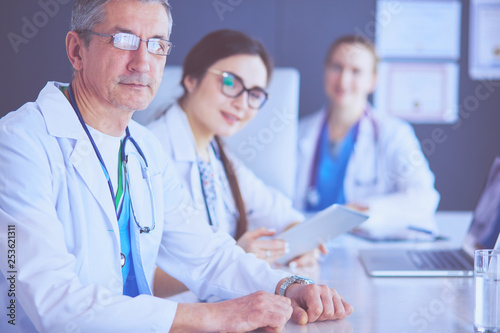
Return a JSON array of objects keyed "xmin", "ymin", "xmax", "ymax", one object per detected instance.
[{"xmin": 324, "ymin": 35, "xmax": 379, "ymax": 73}]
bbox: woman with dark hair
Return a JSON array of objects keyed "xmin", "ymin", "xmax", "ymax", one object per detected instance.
[{"xmin": 148, "ymin": 29, "xmax": 322, "ymax": 297}]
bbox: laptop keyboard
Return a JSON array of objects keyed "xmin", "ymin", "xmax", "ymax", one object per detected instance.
[{"xmin": 407, "ymin": 249, "xmax": 474, "ymax": 270}]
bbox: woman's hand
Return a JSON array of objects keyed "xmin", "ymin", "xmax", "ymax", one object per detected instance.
[
  {"xmin": 289, "ymin": 243, "xmax": 328, "ymax": 267},
  {"xmin": 345, "ymin": 203, "xmax": 369, "ymax": 212},
  {"xmin": 286, "ymin": 243, "xmax": 328, "ymax": 279},
  {"xmin": 237, "ymin": 227, "xmax": 288, "ymax": 264}
]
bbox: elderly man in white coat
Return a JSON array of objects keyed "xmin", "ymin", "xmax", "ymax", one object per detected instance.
[
  {"xmin": 294, "ymin": 35, "xmax": 440, "ymax": 233},
  {"xmin": 0, "ymin": 1, "xmax": 353, "ymax": 332}
]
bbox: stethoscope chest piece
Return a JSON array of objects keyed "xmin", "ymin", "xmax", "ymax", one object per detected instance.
[{"xmin": 120, "ymin": 253, "xmax": 126, "ymax": 268}]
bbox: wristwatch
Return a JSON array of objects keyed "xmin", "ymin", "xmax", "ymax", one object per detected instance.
[{"xmin": 279, "ymin": 275, "xmax": 315, "ymax": 297}]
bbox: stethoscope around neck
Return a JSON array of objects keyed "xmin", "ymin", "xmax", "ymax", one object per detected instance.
[
  {"xmin": 165, "ymin": 103, "xmax": 225, "ymax": 231},
  {"xmin": 196, "ymin": 140, "xmax": 222, "ymax": 229},
  {"xmin": 67, "ymin": 84, "xmax": 156, "ymax": 234},
  {"xmin": 305, "ymin": 108, "xmax": 379, "ymax": 209}
]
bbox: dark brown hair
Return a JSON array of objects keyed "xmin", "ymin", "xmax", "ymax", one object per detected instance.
[{"xmin": 181, "ymin": 29, "xmax": 273, "ymax": 240}]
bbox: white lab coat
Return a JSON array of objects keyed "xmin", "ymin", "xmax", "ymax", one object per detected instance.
[
  {"xmin": 147, "ymin": 103, "xmax": 303, "ymax": 237},
  {"xmin": 295, "ymin": 106, "xmax": 440, "ymax": 229},
  {"xmin": 0, "ymin": 82, "xmax": 288, "ymax": 333}
]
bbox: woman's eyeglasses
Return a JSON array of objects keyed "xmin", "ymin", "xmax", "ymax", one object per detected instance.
[{"xmin": 208, "ymin": 68, "xmax": 269, "ymax": 110}]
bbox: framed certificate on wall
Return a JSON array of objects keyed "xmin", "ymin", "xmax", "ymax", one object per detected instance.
[{"xmin": 374, "ymin": 62, "xmax": 459, "ymax": 123}]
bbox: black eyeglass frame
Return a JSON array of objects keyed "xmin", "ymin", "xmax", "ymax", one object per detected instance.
[
  {"xmin": 79, "ymin": 30, "xmax": 174, "ymax": 56},
  {"xmin": 208, "ymin": 68, "xmax": 269, "ymax": 110}
]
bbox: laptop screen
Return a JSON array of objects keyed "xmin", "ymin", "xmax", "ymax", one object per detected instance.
[{"xmin": 463, "ymin": 157, "xmax": 500, "ymax": 255}]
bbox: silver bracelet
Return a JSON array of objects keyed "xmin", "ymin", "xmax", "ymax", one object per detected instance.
[{"xmin": 279, "ymin": 275, "xmax": 315, "ymax": 297}]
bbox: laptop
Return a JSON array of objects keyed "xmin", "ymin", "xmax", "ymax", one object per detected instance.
[{"xmin": 359, "ymin": 157, "xmax": 500, "ymax": 277}]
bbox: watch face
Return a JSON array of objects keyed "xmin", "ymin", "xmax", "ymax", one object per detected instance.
[{"xmin": 294, "ymin": 275, "xmax": 315, "ymax": 284}]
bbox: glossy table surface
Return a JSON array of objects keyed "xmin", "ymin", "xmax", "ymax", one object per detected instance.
[
  {"xmin": 172, "ymin": 211, "xmax": 478, "ymax": 333},
  {"xmin": 271, "ymin": 211, "xmax": 475, "ymax": 333}
]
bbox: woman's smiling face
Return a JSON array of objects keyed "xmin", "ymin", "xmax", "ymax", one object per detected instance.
[{"xmin": 182, "ymin": 54, "xmax": 268, "ymax": 138}]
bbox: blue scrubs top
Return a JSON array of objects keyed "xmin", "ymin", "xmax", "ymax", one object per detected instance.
[
  {"xmin": 118, "ymin": 183, "xmax": 139, "ymax": 297},
  {"xmin": 118, "ymin": 139, "xmax": 158, "ymax": 296},
  {"xmin": 307, "ymin": 122, "xmax": 356, "ymax": 211}
]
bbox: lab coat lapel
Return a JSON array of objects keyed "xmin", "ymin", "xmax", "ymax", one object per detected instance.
[
  {"xmin": 355, "ymin": 108, "xmax": 378, "ymax": 178},
  {"xmin": 39, "ymin": 82, "xmax": 119, "ymax": 232},
  {"xmin": 166, "ymin": 105, "xmax": 205, "ymax": 210},
  {"xmin": 166, "ymin": 103, "xmax": 198, "ymax": 163},
  {"xmin": 69, "ymin": 135, "xmax": 118, "ymax": 231},
  {"xmin": 296, "ymin": 108, "xmax": 326, "ymax": 208},
  {"xmin": 38, "ymin": 82, "xmax": 80, "ymax": 139},
  {"xmin": 298, "ymin": 108, "xmax": 326, "ymax": 161},
  {"xmin": 345, "ymin": 106, "xmax": 379, "ymax": 199}
]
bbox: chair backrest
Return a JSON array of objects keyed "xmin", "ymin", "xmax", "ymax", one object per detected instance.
[{"xmin": 133, "ymin": 66, "xmax": 300, "ymax": 198}]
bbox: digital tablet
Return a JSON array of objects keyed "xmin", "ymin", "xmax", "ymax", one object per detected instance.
[{"xmin": 275, "ymin": 204, "xmax": 368, "ymax": 264}]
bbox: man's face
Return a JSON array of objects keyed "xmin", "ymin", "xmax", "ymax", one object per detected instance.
[
  {"xmin": 324, "ymin": 43, "xmax": 377, "ymax": 110},
  {"xmin": 79, "ymin": 0, "xmax": 170, "ymax": 112}
]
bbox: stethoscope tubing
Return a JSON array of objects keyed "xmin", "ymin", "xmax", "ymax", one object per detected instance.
[
  {"xmin": 68, "ymin": 84, "xmax": 118, "ymax": 213},
  {"xmin": 68, "ymin": 84, "xmax": 154, "ymax": 233}
]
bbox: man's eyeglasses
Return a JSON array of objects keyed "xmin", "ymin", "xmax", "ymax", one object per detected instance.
[
  {"xmin": 208, "ymin": 68, "xmax": 269, "ymax": 110},
  {"xmin": 81, "ymin": 31, "xmax": 174, "ymax": 56}
]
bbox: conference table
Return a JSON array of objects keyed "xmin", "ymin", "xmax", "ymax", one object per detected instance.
[{"xmin": 169, "ymin": 211, "xmax": 477, "ymax": 333}]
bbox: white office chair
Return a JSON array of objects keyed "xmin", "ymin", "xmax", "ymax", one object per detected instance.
[{"xmin": 133, "ymin": 66, "xmax": 300, "ymax": 198}]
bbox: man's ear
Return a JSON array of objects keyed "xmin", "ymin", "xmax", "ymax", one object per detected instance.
[{"xmin": 66, "ymin": 31, "xmax": 85, "ymax": 71}]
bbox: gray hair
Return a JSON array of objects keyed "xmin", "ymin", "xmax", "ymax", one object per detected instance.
[{"xmin": 71, "ymin": 0, "xmax": 173, "ymax": 47}]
